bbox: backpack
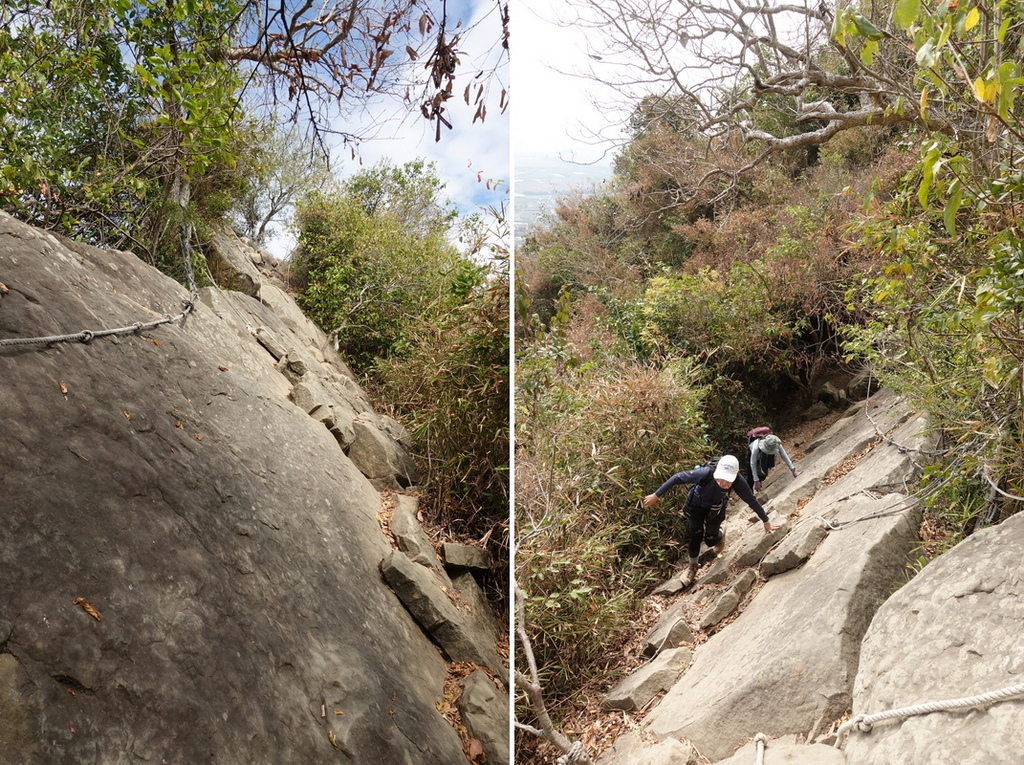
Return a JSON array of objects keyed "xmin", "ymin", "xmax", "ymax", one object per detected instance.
[
  {"xmin": 686, "ymin": 458, "xmax": 733, "ymax": 514},
  {"xmin": 692, "ymin": 458, "xmax": 719, "ymax": 486},
  {"xmin": 746, "ymin": 426, "xmax": 772, "ymax": 444}
]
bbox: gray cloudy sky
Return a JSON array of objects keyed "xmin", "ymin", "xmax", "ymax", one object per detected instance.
[{"xmin": 512, "ymin": 0, "xmax": 624, "ymax": 167}]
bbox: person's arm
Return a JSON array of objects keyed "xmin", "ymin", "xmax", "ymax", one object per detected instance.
[
  {"xmin": 643, "ymin": 469, "xmax": 700, "ymax": 506},
  {"xmin": 733, "ymin": 475, "xmax": 780, "ymax": 532},
  {"xmin": 749, "ymin": 443, "xmax": 763, "ymax": 488},
  {"xmin": 778, "ymin": 445, "xmax": 800, "ymax": 477}
]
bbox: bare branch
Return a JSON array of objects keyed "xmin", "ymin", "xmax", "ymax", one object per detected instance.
[{"xmin": 514, "ymin": 585, "xmax": 595, "ymax": 764}]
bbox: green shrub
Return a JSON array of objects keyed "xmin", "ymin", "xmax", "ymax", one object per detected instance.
[{"xmin": 293, "ymin": 160, "xmax": 464, "ymax": 370}]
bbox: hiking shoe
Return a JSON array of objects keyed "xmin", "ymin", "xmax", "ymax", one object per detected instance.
[
  {"xmin": 679, "ymin": 562, "xmax": 699, "ymax": 587},
  {"xmin": 712, "ymin": 530, "xmax": 726, "ymax": 556}
]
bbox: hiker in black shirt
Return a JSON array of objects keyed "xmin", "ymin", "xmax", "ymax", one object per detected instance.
[{"xmin": 643, "ymin": 454, "xmax": 780, "ymax": 586}]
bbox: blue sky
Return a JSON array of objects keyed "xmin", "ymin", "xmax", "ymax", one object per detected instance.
[
  {"xmin": 342, "ymin": 0, "xmax": 510, "ymax": 210},
  {"xmin": 265, "ymin": 0, "xmax": 509, "ymax": 257}
]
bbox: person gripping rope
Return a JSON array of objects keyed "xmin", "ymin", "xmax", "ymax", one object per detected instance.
[
  {"xmin": 749, "ymin": 432, "xmax": 800, "ymax": 491},
  {"xmin": 643, "ymin": 455, "xmax": 780, "ymax": 587}
]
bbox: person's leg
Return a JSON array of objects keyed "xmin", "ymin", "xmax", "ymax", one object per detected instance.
[
  {"xmin": 685, "ymin": 504, "xmax": 708, "ymax": 563},
  {"xmin": 703, "ymin": 501, "xmax": 726, "ymax": 549}
]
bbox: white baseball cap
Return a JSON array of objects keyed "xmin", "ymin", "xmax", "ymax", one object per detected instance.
[{"xmin": 713, "ymin": 455, "xmax": 740, "ymax": 482}]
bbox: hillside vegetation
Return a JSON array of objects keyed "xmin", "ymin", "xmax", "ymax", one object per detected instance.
[{"xmin": 515, "ymin": 0, "xmax": 1024, "ymax": 759}]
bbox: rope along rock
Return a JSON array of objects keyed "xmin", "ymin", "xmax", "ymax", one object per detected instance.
[
  {"xmin": 0, "ymin": 232, "xmax": 200, "ymax": 349},
  {"xmin": 753, "ymin": 732, "xmax": 767, "ymax": 765},
  {"xmin": 835, "ymin": 679, "xmax": 1024, "ymax": 749}
]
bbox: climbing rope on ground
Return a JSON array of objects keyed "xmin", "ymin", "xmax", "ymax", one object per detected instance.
[
  {"xmin": 813, "ymin": 472, "xmax": 956, "ymax": 531},
  {"xmin": 861, "ymin": 374, "xmax": 947, "ymax": 458},
  {"xmin": 834, "ymin": 678, "xmax": 1024, "ymax": 749},
  {"xmin": 813, "ymin": 495, "xmax": 918, "ymax": 531},
  {"xmin": 0, "ymin": 229, "xmax": 200, "ymax": 349}
]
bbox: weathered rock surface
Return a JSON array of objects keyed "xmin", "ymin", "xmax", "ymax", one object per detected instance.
[
  {"xmin": 716, "ymin": 736, "xmax": 846, "ymax": 764},
  {"xmin": 760, "ymin": 519, "xmax": 828, "ymax": 577},
  {"xmin": 698, "ymin": 568, "xmax": 757, "ymax": 631},
  {"xmin": 643, "ymin": 493, "xmax": 921, "ymax": 761},
  {"xmin": 207, "ymin": 229, "xmax": 263, "ymax": 297},
  {"xmin": 642, "ymin": 602, "xmax": 696, "ymax": 657},
  {"xmin": 443, "ymin": 541, "xmax": 492, "ymax": 571},
  {"xmin": 843, "ymin": 511, "xmax": 1024, "ymax": 765},
  {"xmin": 0, "ymin": 215, "xmax": 504, "ymax": 762},
  {"xmin": 596, "ymin": 730, "xmax": 700, "ymax": 765},
  {"xmin": 381, "ymin": 550, "xmax": 507, "ymax": 681},
  {"xmin": 602, "ymin": 647, "xmax": 691, "ymax": 712},
  {"xmin": 460, "ymin": 669, "xmax": 510, "ymax": 765},
  {"xmin": 391, "ymin": 494, "xmax": 443, "ymax": 570}
]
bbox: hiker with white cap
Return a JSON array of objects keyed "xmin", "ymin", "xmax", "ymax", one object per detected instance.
[
  {"xmin": 643, "ymin": 455, "xmax": 780, "ymax": 586},
  {"xmin": 749, "ymin": 432, "xmax": 800, "ymax": 491}
]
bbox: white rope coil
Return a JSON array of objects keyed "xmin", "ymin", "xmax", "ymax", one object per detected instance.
[{"xmin": 835, "ymin": 679, "xmax": 1024, "ymax": 748}]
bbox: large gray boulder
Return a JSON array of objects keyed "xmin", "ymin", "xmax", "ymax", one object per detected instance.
[
  {"xmin": 207, "ymin": 229, "xmax": 263, "ymax": 297},
  {"xmin": 715, "ymin": 736, "xmax": 846, "ymax": 764},
  {"xmin": 381, "ymin": 551, "xmax": 506, "ymax": 681},
  {"xmin": 602, "ymin": 647, "xmax": 692, "ymax": 712},
  {"xmin": 0, "ymin": 213, "xmax": 480, "ymax": 763},
  {"xmin": 843, "ymin": 512, "xmax": 1024, "ymax": 765}
]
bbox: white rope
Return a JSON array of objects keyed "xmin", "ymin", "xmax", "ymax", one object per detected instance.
[
  {"xmin": 753, "ymin": 732, "xmax": 767, "ymax": 765},
  {"xmin": 835, "ymin": 679, "xmax": 1024, "ymax": 749},
  {"xmin": 555, "ymin": 740, "xmax": 590, "ymax": 765}
]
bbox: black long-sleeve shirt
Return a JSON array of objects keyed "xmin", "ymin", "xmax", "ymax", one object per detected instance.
[{"xmin": 653, "ymin": 466, "xmax": 770, "ymax": 523}]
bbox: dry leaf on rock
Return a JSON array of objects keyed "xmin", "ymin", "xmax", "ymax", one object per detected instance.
[
  {"xmin": 467, "ymin": 738, "xmax": 485, "ymax": 762},
  {"xmin": 72, "ymin": 597, "xmax": 102, "ymax": 621}
]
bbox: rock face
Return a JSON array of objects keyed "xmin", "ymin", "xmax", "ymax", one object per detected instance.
[
  {"xmin": 643, "ymin": 492, "xmax": 922, "ymax": 762},
  {"xmin": 844, "ymin": 511, "xmax": 1024, "ymax": 765},
  {"xmin": 0, "ymin": 215, "xmax": 505, "ymax": 763}
]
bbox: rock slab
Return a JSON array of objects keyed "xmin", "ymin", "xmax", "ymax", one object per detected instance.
[{"xmin": 844, "ymin": 512, "xmax": 1024, "ymax": 765}]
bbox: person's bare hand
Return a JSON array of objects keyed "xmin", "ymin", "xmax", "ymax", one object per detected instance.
[
  {"xmin": 763, "ymin": 521, "xmax": 781, "ymax": 533},
  {"xmin": 643, "ymin": 494, "xmax": 659, "ymax": 507}
]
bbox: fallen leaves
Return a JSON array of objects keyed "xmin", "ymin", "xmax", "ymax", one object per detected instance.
[
  {"xmin": 467, "ymin": 737, "xmax": 486, "ymax": 762},
  {"xmin": 72, "ymin": 597, "xmax": 102, "ymax": 621}
]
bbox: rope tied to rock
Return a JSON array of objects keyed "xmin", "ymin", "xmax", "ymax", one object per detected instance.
[
  {"xmin": 753, "ymin": 732, "xmax": 767, "ymax": 765},
  {"xmin": 834, "ymin": 678, "xmax": 1024, "ymax": 749},
  {"xmin": 555, "ymin": 740, "xmax": 590, "ymax": 765}
]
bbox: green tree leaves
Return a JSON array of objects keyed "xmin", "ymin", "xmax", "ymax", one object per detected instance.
[{"xmin": 293, "ymin": 159, "xmax": 469, "ymax": 370}]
